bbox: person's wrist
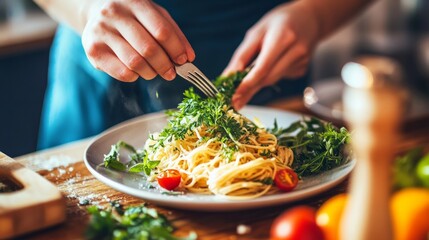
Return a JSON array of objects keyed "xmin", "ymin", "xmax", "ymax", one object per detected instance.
[
  {"xmin": 276, "ymin": 1, "xmax": 321, "ymax": 45},
  {"xmin": 295, "ymin": 0, "xmax": 322, "ymax": 43}
]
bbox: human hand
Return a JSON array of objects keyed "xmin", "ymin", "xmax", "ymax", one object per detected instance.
[
  {"xmin": 223, "ymin": 1, "xmax": 320, "ymax": 109},
  {"xmin": 81, "ymin": 0, "xmax": 195, "ymax": 82}
]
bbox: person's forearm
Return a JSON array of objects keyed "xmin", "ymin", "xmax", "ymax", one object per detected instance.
[
  {"xmin": 33, "ymin": 0, "xmax": 99, "ymax": 34},
  {"xmin": 301, "ymin": 0, "xmax": 374, "ymax": 40}
]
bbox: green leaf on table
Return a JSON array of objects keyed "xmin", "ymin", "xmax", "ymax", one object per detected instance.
[{"xmin": 86, "ymin": 201, "xmax": 197, "ymax": 240}]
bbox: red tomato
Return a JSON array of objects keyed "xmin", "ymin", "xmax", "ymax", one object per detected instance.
[
  {"xmin": 270, "ymin": 206, "xmax": 324, "ymax": 240},
  {"xmin": 274, "ymin": 168, "xmax": 298, "ymax": 192},
  {"xmin": 157, "ymin": 169, "xmax": 181, "ymax": 190}
]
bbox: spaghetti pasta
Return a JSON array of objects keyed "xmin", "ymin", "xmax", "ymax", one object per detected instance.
[{"xmin": 145, "ymin": 108, "xmax": 294, "ymax": 200}]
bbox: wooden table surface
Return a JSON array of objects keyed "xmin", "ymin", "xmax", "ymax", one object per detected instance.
[{"xmin": 12, "ymin": 97, "xmax": 429, "ymax": 240}]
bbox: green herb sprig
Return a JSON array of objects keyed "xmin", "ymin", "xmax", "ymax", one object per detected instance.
[
  {"xmin": 103, "ymin": 141, "xmax": 160, "ymax": 175},
  {"xmin": 270, "ymin": 117, "xmax": 350, "ymax": 176},
  {"xmin": 150, "ymin": 70, "xmax": 255, "ymax": 154},
  {"xmin": 86, "ymin": 201, "xmax": 197, "ymax": 240},
  {"xmin": 213, "ymin": 70, "xmax": 249, "ymax": 101}
]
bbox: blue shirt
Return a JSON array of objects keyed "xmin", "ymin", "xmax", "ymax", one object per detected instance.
[{"xmin": 38, "ymin": 0, "xmax": 307, "ymax": 149}]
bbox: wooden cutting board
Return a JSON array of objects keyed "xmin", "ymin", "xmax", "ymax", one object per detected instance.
[{"xmin": 0, "ymin": 152, "xmax": 66, "ymax": 239}]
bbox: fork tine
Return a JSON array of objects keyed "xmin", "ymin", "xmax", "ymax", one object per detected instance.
[
  {"xmin": 186, "ymin": 78, "xmax": 211, "ymax": 97},
  {"xmin": 187, "ymin": 73, "xmax": 215, "ymax": 97},
  {"xmin": 194, "ymin": 71, "xmax": 219, "ymax": 94},
  {"xmin": 174, "ymin": 64, "xmax": 210, "ymax": 96},
  {"xmin": 189, "ymin": 73, "xmax": 217, "ymax": 97},
  {"xmin": 174, "ymin": 62, "xmax": 218, "ymax": 98},
  {"xmin": 188, "ymin": 72, "xmax": 217, "ymax": 97}
]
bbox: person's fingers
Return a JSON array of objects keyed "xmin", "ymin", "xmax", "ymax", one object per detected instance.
[
  {"xmin": 232, "ymin": 27, "xmax": 297, "ymax": 107},
  {"xmin": 282, "ymin": 56, "xmax": 309, "ymax": 78},
  {"xmin": 265, "ymin": 44, "xmax": 309, "ymax": 80},
  {"xmin": 155, "ymin": 5, "xmax": 195, "ymax": 62},
  {"xmin": 239, "ymin": 27, "xmax": 296, "ymax": 92},
  {"xmin": 112, "ymin": 16, "xmax": 175, "ymax": 80},
  {"xmin": 232, "ymin": 43, "xmax": 309, "ymax": 110},
  {"xmin": 283, "ymin": 61, "xmax": 308, "ymax": 78},
  {"xmin": 102, "ymin": 28, "xmax": 157, "ymax": 80},
  {"xmin": 132, "ymin": 1, "xmax": 188, "ymax": 65},
  {"xmin": 93, "ymin": 1, "xmax": 174, "ymax": 80},
  {"xmin": 232, "ymin": 53, "xmax": 308, "ymax": 109},
  {"xmin": 82, "ymin": 10, "xmax": 139, "ymax": 82},
  {"xmin": 232, "ymin": 83, "xmax": 261, "ymax": 110},
  {"xmin": 84, "ymin": 42, "xmax": 139, "ymax": 82},
  {"xmin": 222, "ymin": 28, "xmax": 264, "ymax": 76}
]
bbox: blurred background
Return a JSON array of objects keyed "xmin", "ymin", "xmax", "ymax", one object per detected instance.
[{"xmin": 0, "ymin": 0, "xmax": 428, "ymax": 157}]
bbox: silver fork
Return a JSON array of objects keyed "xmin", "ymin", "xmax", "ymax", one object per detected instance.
[{"xmin": 175, "ymin": 63, "xmax": 219, "ymax": 97}]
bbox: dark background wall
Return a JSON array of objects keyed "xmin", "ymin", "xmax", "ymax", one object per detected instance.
[
  {"xmin": 0, "ymin": 1, "xmax": 54, "ymax": 157},
  {"xmin": 0, "ymin": 47, "xmax": 49, "ymax": 157}
]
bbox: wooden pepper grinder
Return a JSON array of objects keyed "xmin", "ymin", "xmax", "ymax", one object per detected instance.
[{"xmin": 340, "ymin": 56, "xmax": 406, "ymax": 240}]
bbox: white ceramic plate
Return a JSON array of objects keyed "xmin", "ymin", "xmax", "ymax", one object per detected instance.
[{"xmin": 84, "ymin": 106, "xmax": 354, "ymax": 211}]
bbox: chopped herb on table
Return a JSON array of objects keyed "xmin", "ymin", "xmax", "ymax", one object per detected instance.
[{"xmin": 86, "ymin": 201, "xmax": 197, "ymax": 240}]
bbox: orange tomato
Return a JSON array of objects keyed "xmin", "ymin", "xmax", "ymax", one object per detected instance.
[
  {"xmin": 316, "ymin": 194, "xmax": 347, "ymax": 240},
  {"xmin": 316, "ymin": 189, "xmax": 429, "ymax": 240},
  {"xmin": 390, "ymin": 188, "xmax": 429, "ymax": 240}
]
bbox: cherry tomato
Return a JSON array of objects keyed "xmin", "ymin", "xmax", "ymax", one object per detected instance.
[
  {"xmin": 157, "ymin": 169, "xmax": 181, "ymax": 190},
  {"xmin": 274, "ymin": 168, "xmax": 298, "ymax": 192},
  {"xmin": 270, "ymin": 206, "xmax": 324, "ymax": 240}
]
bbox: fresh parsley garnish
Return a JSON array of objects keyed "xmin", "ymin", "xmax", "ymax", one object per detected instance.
[
  {"xmin": 86, "ymin": 201, "xmax": 197, "ymax": 240},
  {"xmin": 103, "ymin": 141, "xmax": 160, "ymax": 175},
  {"xmin": 213, "ymin": 70, "xmax": 249, "ymax": 101},
  {"xmin": 270, "ymin": 117, "xmax": 350, "ymax": 176},
  {"xmin": 150, "ymin": 70, "xmax": 256, "ymax": 155}
]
